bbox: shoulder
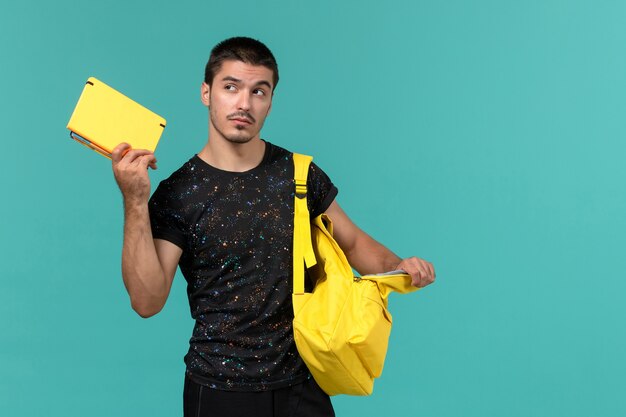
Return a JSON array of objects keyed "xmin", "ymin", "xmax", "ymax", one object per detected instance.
[
  {"xmin": 263, "ymin": 141, "xmax": 292, "ymax": 165},
  {"xmin": 265, "ymin": 141, "xmax": 317, "ymax": 172},
  {"xmin": 155, "ymin": 154, "xmax": 210, "ymax": 189},
  {"xmin": 149, "ymin": 156, "xmax": 201, "ymax": 205},
  {"xmin": 261, "ymin": 141, "xmax": 335, "ymax": 187}
]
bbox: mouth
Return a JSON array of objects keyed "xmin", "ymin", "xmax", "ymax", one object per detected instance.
[
  {"xmin": 228, "ymin": 112, "xmax": 255, "ymax": 125},
  {"xmin": 230, "ymin": 118, "xmax": 252, "ymax": 125}
]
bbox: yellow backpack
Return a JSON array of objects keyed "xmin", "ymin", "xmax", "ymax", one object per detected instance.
[{"xmin": 291, "ymin": 153, "xmax": 419, "ymax": 396}]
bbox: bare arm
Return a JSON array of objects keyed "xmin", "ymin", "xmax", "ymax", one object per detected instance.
[
  {"xmin": 326, "ymin": 201, "xmax": 435, "ymax": 288},
  {"xmin": 112, "ymin": 143, "xmax": 182, "ymax": 317}
]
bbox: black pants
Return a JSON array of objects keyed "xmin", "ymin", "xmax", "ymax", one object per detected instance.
[{"xmin": 183, "ymin": 375, "xmax": 335, "ymax": 417}]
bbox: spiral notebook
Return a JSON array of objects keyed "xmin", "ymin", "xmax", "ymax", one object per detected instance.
[{"xmin": 66, "ymin": 77, "xmax": 166, "ymax": 159}]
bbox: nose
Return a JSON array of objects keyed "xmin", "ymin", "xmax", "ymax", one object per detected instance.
[{"xmin": 237, "ymin": 91, "xmax": 251, "ymax": 111}]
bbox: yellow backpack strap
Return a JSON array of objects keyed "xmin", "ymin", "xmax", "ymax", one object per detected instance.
[{"xmin": 292, "ymin": 153, "xmax": 317, "ymax": 295}]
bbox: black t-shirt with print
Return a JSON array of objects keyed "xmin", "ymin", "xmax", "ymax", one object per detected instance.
[{"xmin": 148, "ymin": 141, "xmax": 338, "ymax": 391}]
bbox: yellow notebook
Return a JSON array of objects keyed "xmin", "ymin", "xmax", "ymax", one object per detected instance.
[{"xmin": 67, "ymin": 77, "xmax": 166, "ymax": 159}]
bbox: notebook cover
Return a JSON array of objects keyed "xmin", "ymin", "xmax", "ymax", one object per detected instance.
[{"xmin": 67, "ymin": 77, "xmax": 166, "ymax": 158}]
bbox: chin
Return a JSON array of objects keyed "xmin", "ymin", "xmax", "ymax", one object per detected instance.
[{"xmin": 224, "ymin": 134, "xmax": 254, "ymax": 144}]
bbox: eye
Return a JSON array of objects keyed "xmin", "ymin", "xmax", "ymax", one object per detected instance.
[
  {"xmin": 225, "ymin": 84, "xmax": 237, "ymax": 91},
  {"xmin": 253, "ymin": 88, "xmax": 266, "ymax": 96}
]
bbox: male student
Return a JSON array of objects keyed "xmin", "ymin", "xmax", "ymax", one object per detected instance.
[{"xmin": 112, "ymin": 36, "xmax": 435, "ymax": 417}]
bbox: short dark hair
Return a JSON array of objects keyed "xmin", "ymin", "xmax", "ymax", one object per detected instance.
[{"xmin": 204, "ymin": 37, "xmax": 279, "ymax": 90}]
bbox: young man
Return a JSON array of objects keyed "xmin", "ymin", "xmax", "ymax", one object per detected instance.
[{"xmin": 112, "ymin": 37, "xmax": 435, "ymax": 417}]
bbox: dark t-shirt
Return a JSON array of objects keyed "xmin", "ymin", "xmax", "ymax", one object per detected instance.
[{"xmin": 148, "ymin": 141, "xmax": 338, "ymax": 391}]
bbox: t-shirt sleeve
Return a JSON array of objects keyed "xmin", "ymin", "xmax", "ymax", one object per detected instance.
[
  {"xmin": 307, "ymin": 161, "xmax": 338, "ymax": 218},
  {"xmin": 148, "ymin": 181, "xmax": 188, "ymax": 250}
]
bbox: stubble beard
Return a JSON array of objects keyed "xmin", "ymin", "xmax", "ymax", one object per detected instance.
[{"xmin": 210, "ymin": 107, "xmax": 257, "ymax": 144}]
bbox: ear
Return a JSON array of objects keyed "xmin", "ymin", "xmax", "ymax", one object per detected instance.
[{"xmin": 201, "ymin": 82, "xmax": 211, "ymax": 107}]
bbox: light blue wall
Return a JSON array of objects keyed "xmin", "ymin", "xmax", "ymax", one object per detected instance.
[{"xmin": 2, "ymin": 1, "xmax": 625, "ymax": 416}]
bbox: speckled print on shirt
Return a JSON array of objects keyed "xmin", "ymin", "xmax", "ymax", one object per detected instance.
[{"xmin": 148, "ymin": 142, "xmax": 337, "ymax": 391}]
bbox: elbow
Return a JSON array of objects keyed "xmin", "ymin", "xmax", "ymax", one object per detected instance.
[
  {"xmin": 130, "ymin": 298, "xmax": 164, "ymax": 318},
  {"xmin": 134, "ymin": 308, "xmax": 159, "ymax": 319},
  {"xmin": 123, "ymin": 275, "xmax": 169, "ymax": 319}
]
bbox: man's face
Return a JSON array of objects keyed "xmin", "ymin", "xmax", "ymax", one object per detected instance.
[{"xmin": 202, "ymin": 60, "xmax": 274, "ymax": 144}]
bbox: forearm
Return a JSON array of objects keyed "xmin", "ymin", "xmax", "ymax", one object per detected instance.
[
  {"xmin": 344, "ymin": 233, "xmax": 402, "ymax": 276},
  {"xmin": 326, "ymin": 201, "xmax": 434, "ymax": 287},
  {"xmin": 121, "ymin": 201, "xmax": 168, "ymax": 317}
]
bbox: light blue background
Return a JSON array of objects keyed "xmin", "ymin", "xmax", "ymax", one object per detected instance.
[{"xmin": 2, "ymin": 1, "xmax": 625, "ymax": 416}]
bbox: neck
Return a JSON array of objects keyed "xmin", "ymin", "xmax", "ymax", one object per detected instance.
[{"xmin": 197, "ymin": 136, "xmax": 266, "ymax": 172}]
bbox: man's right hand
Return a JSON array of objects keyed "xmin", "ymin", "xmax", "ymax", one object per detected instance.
[
  {"xmin": 112, "ymin": 143, "xmax": 157, "ymax": 204},
  {"xmin": 111, "ymin": 143, "xmax": 179, "ymax": 318}
]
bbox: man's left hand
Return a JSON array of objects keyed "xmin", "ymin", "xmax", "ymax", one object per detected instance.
[{"xmin": 396, "ymin": 257, "xmax": 436, "ymax": 288}]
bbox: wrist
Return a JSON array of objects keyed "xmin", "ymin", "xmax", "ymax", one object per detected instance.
[
  {"xmin": 386, "ymin": 256, "xmax": 403, "ymax": 272},
  {"xmin": 123, "ymin": 197, "xmax": 149, "ymax": 214}
]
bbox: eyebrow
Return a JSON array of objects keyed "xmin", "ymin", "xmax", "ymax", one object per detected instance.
[{"xmin": 221, "ymin": 76, "xmax": 272, "ymax": 90}]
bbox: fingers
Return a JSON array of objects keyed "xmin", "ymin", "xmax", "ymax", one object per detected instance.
[
  {"xmin": 111, "ymin": 143, "xmax": 157, "ymax": 201},
  {"xmin": 112, "ymin": 144, "xmax": 157, "ymax": 169},
  {"xmin": 122, "ymin": 149, "xmax": 156, "ymax": 164},
  {"xmin": 426, "ymin": 261, "xmax": 435, "ymax": 281},
  {"xmin": 398, "ymin": 257, "xmax": 436, "ymax": 288},
  {"xmin": 138, "ymin": 154, "xmax": 158, "ymax": 170},
  {"xmin": 112, "ymin": 155, "xmax": 156, "ymax": 204},
  {"xmin": 111, "ymin": 143, "xmax": 131, "ymax": 163}
]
